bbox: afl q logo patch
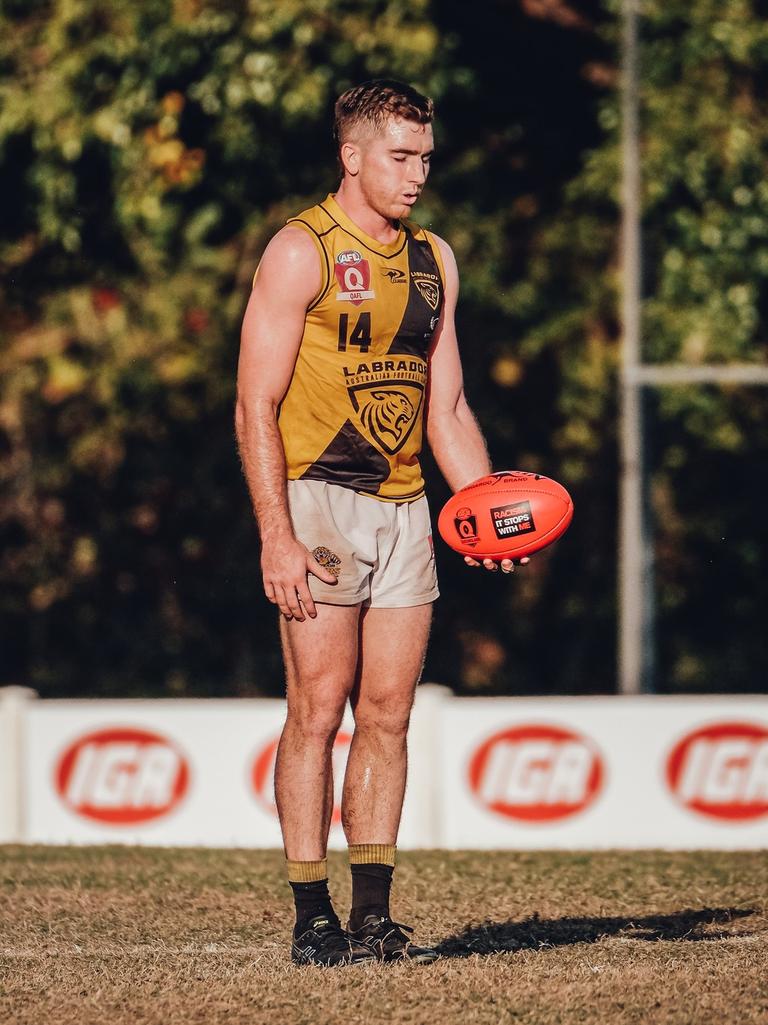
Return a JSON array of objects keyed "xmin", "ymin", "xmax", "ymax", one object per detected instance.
[
  {"xmin": 335, "ymin": 250, "xmax": 375, "ymax": 305},
  {"xmin": 454, "ymin": 507, "xmax": 479, "ymax": 546}
]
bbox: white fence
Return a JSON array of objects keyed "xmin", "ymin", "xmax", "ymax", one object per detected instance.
[{"xmin": 1, "ymin": 686, "xmax": 767, "ymax": 849}]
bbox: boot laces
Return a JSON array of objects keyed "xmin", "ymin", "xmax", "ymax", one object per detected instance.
[{"xmin": 366, "ymin": 916, "xmax": 414, "ymax": 943}]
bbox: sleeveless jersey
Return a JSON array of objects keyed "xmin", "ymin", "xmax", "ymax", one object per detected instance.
[{"xmin": 275, "ymin": 193, "xmax": 445, "ymax": 503}]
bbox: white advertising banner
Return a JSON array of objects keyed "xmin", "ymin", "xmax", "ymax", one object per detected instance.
[
  {"xmin": 14, "ymin": 690, "xmax": 768, "ymax": 849},
  {"xmin": 22, "ymin": 697, "xmax": 433, "ymax": 848},
  {"xmin": 25, "ymin": 700, "xmax": 288, "ymax": 847},
  {"xmin": 438, "ymin": 696, "xmax": 768, "ymax": 849}
]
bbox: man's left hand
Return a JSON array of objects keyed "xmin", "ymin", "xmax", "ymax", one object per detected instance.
[{"xmin": 464, "ymin": 555, "xmax": 530, "ymax": 574}]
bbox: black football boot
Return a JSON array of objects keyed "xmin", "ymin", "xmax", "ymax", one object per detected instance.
[
  {"xmin": 291, "ymin": 913, "xmax": 377, "ymax": 967},
  {"xmin": 347, "ymin": 914, "xmax": 440, "ymax": 964}
]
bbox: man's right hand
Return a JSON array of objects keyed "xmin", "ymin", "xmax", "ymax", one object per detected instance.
[{"xmin": 261, "ymin": 535, "xmax": 338, "ymax": 621}]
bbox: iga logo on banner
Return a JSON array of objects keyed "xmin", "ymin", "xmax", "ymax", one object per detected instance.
[
  {"xmin": 55, "ymin": 727, "xmax": 190, "ymax": 825},
  {"xmin": 666, "ymin": 721, "xmax": 768, "ymax": 821},
  {"xmin": 468, "ymin": 724, "xmax": 604, "ymax": 822},
  {"xmin": 251, "ymin": 731, "xmax": 352, "ymax": 825},
  {"xmin": 335, "ymin": 250, "xmax": 375, "ymax": 305}
]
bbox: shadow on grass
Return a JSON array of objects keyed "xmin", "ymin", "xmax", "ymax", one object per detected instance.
[{"xmin": 436, "ymin": 907, "xmax": 759, "ymax": 958}]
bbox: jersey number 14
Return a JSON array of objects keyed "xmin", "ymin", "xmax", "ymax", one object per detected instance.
[{"xmin": 337, "ymin": 313, "xmax": 371, "ymax": 354}]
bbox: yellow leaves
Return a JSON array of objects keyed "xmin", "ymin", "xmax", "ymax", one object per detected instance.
[
  {"xmin": 92, "ymin": 109, "xmax": 132, "ymax": 147},
  {"xmin": 156, "ymin": 353, "xmax": 199, "ymax": 385},
  {"xmin": 711, "ymin": 421, "xmax": 743, "ymax": 451},
  {"xmin": 146, "ymin": 136, "xmax": 184, "ymax": 166},
  {"xmin": 70, "ymin": 431, "xmax": 125, "ymax": 475},
  {"xmin": 0, "ymin": 233, "xmax": 40, "ymax": 269},
  {"xmin": 63, "ymin": 288, "xmax": 126, "ymax": 343},
  {"xmin": 29, "ymin": 580, "xmax": 68, "ymax": 611},
  {"xmin": 378, "ymin": 21, "xmax": 437, "ymax": 59},
  {"xmin": 558, "ymin": 418, "xmax": 595, "ymax": 450},
  {"xmin": 129, "ymin": 504, "xmax": 159, "ymax": 533},
  {"xmin": 491, "ymin": 356, "xmax": 523, "ymax": 388},
  {"xmin": 71, "ymin": 536, "xmax": 98, "ymax": 576},
  {"xmin": 141, "ymin": 93, "xmax": 205, "ymax": 187},
  {"xmin": 724, "ymin": 123, "xmax": 753, "ymax": 166},
  {"xmin": 162, "ymin": 91, "xmax": 185, "ymax": 116},
  {"xmin": 3, "ymin": 326, "xmax": 70, "ymax": 369},
  {"xmin": 242, "ymin": 51, "xmax": 276, "ymax": 77},
  {"xmin": 681, "ymin": 331, "xmax": 709, "ymax": 364},
  {"xmin": 41, "ymin": 356, "xmax": 88, "ymax": 404},
  {"xmin": 166, "ymin": 147, "xmax": 206, "ymax": 185},
  {"xmin": 172, "ymin": 0, "xmax": 203, "ymax": 24}
]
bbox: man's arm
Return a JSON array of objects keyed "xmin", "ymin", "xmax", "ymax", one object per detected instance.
[
  {"xmin": 235, "ymin": 226, "xmax": 337, "ymax": 620},
  {"xmin": 426, "ymin": 235, "xmax": 525, "ymax": 573},
  {"xmin": 425, "ymin": 236, "xmax": 491, "ymax": 490}
]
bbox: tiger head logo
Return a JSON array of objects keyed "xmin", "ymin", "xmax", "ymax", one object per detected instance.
[
  {"xmin": 412, "ymin": 275, "xmax": 440, "ymax": 311},
  {"xmin": 347, "ymin": 381, "xmax": 424, "ymax": 455},
  {"xmin": 359, "ymin": 390, "xmax": 414, "ymax": 450},
  {"xmin": 312, "ymin": 546, "xmax": 342, "ymax": 579}
]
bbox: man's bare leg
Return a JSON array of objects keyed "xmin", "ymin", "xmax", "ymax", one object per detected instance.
[
  {"xmin": 274, "ymin": 602, "xmax": 361, "ymax": 860},
  {"xmin": 341, "ymin": 603, "xmax": 433, "ymax": 844},
  {"xmin": 339, "ymin": 603, "xmax": 438, "ymax": 960},
  {"xmin": 274, "ymin": 601, "xmax": 379, "ymax": 966}
]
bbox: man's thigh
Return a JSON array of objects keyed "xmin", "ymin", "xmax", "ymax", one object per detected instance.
[
  {"xmin": 280, "ymin": 602, "xmax": 362, "ymax": 708},
  {"xmin": 354, "ymin": 603, "xmax": 434, "ymax": 707}
]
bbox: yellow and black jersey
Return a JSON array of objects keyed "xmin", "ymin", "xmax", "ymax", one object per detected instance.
[{"xmin": 274, "ymin": 192, "xmax": 445, "ymax": 503}]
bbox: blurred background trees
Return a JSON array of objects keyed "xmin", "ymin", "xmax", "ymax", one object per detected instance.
[{"xmin": 1, "ymin": 0, "xmax": 766, "ymax": 697}]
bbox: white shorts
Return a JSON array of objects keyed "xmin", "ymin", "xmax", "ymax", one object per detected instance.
[{"xmin": 286, "ymin": 480, "xmax": 439, "ymax": 608}]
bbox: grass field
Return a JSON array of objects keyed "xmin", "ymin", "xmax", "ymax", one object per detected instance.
[{"xmin": 0, "ymin": 846, "xmax": 766, "ymax": 1025}]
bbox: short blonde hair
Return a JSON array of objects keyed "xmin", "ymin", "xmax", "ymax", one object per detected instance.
[{"xmin": 333, "ymin": 79, "xmax": 434, "ymax": 150}]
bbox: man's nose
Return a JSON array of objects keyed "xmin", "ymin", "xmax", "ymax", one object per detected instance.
[{"xmin": 409, "ymin": 159, "xmax": 427, "ymax": 185}]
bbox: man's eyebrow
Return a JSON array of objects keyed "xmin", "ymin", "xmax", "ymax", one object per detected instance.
[{"xmin": 389, "ymin": 147, "xmax": 434, "ymax": 156}]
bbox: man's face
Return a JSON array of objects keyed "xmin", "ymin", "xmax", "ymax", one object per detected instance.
[{"xmin": 344, "ymin": 116, "xmax": 434, "ymax": 221}]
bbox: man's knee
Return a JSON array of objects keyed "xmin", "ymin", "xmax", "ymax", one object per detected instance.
[
  {"xmin": 286, "ymin": 686, "xmax": 347, "ymax": 745},
  {"xmin": 353, "ymin": 690, "xmax": 413, "ymax": 738}
]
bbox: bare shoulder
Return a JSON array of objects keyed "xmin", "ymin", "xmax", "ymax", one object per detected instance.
[
  {"xmin": 253, "ymin": 224, "xmax": 322, "ymax": 307},
  {"xmin": 427, "ymin": 231, "xmax": 459, "ymax": 296},
  {"xmin": 427, "ymin": 231, "xmax": 455, "ymax": 262},
  {"xmin": 258, "ymin": 224, "xmax": 321, "ymax": 277}
]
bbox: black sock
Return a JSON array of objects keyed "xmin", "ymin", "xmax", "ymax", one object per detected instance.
[
  {"xmin": 349, "ymin": 863, "xmax": 393, "ymax": 931},
  {"xmin": 290, "ymin": 879, "xmax": 336, "ymax": 935}
]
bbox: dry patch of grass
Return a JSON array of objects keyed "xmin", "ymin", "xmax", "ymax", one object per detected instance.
[{"xmin": 0, "ymin": 846, "xmax": 766, "ymax": 1025}]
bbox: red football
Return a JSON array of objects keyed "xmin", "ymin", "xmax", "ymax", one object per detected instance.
[{"xmin": 437, "ymin": 470, "xmax": 574, "ymax": 561}]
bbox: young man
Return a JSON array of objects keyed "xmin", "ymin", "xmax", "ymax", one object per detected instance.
[{"xmin": 235, "ymin": 80, "xmax": 522, "ymax": 966}]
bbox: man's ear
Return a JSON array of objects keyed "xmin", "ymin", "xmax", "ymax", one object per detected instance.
[{"xmin": 340, "ymin": 141, "xmax": 360, "ymax": 177}]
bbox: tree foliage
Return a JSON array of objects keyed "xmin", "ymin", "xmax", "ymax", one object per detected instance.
[
  {"xmin": 474, "ymin": 0, "xmax": 768, "ymax": 693},
  {"xmin": 1, "ymin": 0, "xmax": 765, "ymax": 697}
]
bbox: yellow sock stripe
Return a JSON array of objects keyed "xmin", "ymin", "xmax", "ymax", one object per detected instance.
[
  {"xmin": 348, "ymin": 844, "xmax": 397, "ymax": 867},
  {"xmin": 286, "ymin": 858, "xmax": 327, "ymax": 883}
]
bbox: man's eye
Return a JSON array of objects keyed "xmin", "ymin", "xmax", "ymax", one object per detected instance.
[{"xmin": 393, "ymin": 156, "xmax": 406, "ymax": 162}]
